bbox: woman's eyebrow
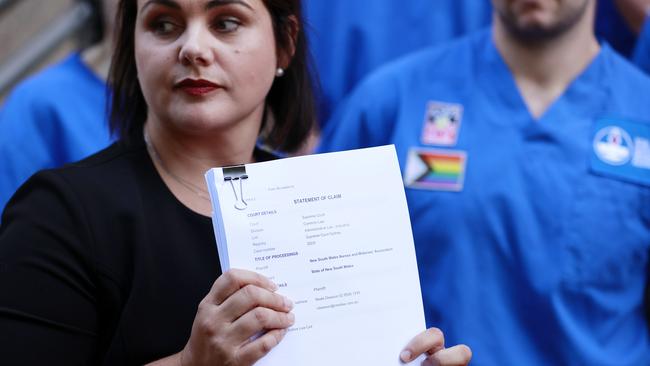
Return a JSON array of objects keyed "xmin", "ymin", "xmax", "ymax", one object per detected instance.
[
  {"xmin": 141, "ymin": 0, "xmax": 181, "ymax": 12},
  {"xmin": 205, "ymin": 0, "xmax": 253, "ymax": 11},
  {"xmin": 140, "ymin": 0, "xmax": 253, "ymax": 13}
]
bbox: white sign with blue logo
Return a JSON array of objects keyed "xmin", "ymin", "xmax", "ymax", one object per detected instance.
[{"xmin": 591, "ymin": 118, "xmax": 650, "ymax": 186}]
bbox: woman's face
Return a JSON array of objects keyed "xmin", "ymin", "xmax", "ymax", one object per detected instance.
[{"xmin": 135, "ymin": 0, "xmax": 279, "ymax": 135}]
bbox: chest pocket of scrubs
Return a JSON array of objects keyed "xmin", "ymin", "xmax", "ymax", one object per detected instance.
[{"xmin": 563, "ymin": 173, "xmax": 650, "ymax": 288}]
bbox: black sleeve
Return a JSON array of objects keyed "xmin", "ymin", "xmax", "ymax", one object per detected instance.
[{"xmin": 0, "ymin": 170, "xmax": 100, "ymax": 365}]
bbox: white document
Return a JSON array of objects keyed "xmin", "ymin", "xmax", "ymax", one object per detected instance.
[{"xmin": 205, "ymin": 145, "xmax": 426, "ymax": 365}]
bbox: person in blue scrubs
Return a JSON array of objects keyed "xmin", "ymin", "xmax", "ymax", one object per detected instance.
[
  {"xmin": 305, "ymin": 0, "xmax": 649, "ymax": 131},
  {"xmin": 0, "ymin": 0, "xmax": 116, "ymax": 214},
  {"xmin": 320, "ymin": 0, "xmax": 650, "ymax": 364},
  {"xmin": 304, "ymin": 0, "xmax": 493, "ymax": 128}
]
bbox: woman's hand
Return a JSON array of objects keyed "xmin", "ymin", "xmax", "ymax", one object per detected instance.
[
  {"xmin": 180, "ymin": 269, "xmax": 295, "ymax": 366},
  {"xmin": 400, "ymin": 327, "xmax": 472, "ymax": 366}
]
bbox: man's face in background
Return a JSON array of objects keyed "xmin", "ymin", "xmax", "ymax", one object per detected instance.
[{"xmin": 492, "ymin": 0, "xmax": 592, "ymax": 42}]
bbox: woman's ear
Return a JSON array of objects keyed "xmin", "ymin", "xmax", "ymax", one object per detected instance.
[{"xmin": 278, "ymin": 15, "xmax": 298, "ymax": 70}]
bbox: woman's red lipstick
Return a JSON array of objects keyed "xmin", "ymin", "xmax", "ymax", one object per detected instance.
[{"xmin": 175, "ymin": 79, "xmax": 220, "ymax": 96}]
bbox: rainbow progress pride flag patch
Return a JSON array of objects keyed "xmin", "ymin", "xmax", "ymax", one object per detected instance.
[{"xmin": 404, "ymin": 148, "xmax": 467, "ymax": 191}]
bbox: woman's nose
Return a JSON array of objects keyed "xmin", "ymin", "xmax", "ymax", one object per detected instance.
[{"xmin": 178, "ymin": 23, "xmax": 214, "ymax": 66}]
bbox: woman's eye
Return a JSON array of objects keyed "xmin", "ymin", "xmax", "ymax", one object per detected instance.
[
  {"xmin": 214, "ymin": 17, "xmax": 241, "ymax": 33},
  {"xmin": 152, "ymin": 20, "xmax": 178, "ymax": 35}
]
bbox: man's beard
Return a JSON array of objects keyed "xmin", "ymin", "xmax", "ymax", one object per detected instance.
[{"xmin": 496, "ymin": 0, "xmax": 590, "ymax": 46}]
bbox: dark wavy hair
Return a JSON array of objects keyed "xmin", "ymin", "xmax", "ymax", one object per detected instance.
[{"xmin": 108, "ymin": 0, "xmax": 316, "ymax": 153}]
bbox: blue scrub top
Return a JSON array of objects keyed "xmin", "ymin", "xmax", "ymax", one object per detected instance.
[
  {"xmin": 320, "ymin": 29, "xmax": 650, "ymax": 365},
  {"xmin": 0, "ymin": 53, "xmax": 113, "ymax": 215},
  {"xmin": 304, "ymin": 0, "xmax": 493, "ymax": 126}
]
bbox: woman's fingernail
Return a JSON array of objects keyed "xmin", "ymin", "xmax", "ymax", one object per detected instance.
[
  {"xmin": 284, "ymin": 297, "xmax": 294, "ymax": 310},
  {"xmin": 288, "ymin": 312, "xmax": 295, "ymax": 324},
  {"xmin": 400, "ymin": 350, "xmax": 412, "ymax": 362}
]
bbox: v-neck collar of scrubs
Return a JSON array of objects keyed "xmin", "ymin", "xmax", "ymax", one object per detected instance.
[{"xmin": 476, "ymin": 29, "xmax": 613, "ymax": 129}]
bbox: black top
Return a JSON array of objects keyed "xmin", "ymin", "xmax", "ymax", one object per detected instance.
[{"xmin": 0, "ymin": 139, "xmax": 276, "ymax": 365}]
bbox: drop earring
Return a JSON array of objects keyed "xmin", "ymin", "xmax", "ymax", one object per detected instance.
[{"xmin": 275, "ymin": 68, "xmax": 285, "ymax": 77}]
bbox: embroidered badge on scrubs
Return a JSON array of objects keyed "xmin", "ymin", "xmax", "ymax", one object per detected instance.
[
  {"xmin": 404, "ymin": 148, "xmax": 467, "ymax": 191},
  {"xmin": 421, "ymin": 101, "xmax": 463, "ymax": 146},
  {"xmin": 590, "ymin": 118, "xmax": 650, "ymax": 186},
  {"xmin": 593, "ymin": 126, "xmax": 634, "ymax": 165}
]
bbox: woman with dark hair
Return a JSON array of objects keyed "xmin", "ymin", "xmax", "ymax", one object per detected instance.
[{"xmin": 0, "ymin": 0, "xmax": 471, "ymax": 365}]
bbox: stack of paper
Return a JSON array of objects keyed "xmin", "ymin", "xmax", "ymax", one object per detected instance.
[{"xmin": 205, "ymin": 145, "xmax": 426, "ymax": 365}]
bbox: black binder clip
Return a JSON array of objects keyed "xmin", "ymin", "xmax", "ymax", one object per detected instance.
[{"xmin": 223, "ymin": 165, "xmax": 248, "ymax": 210}]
